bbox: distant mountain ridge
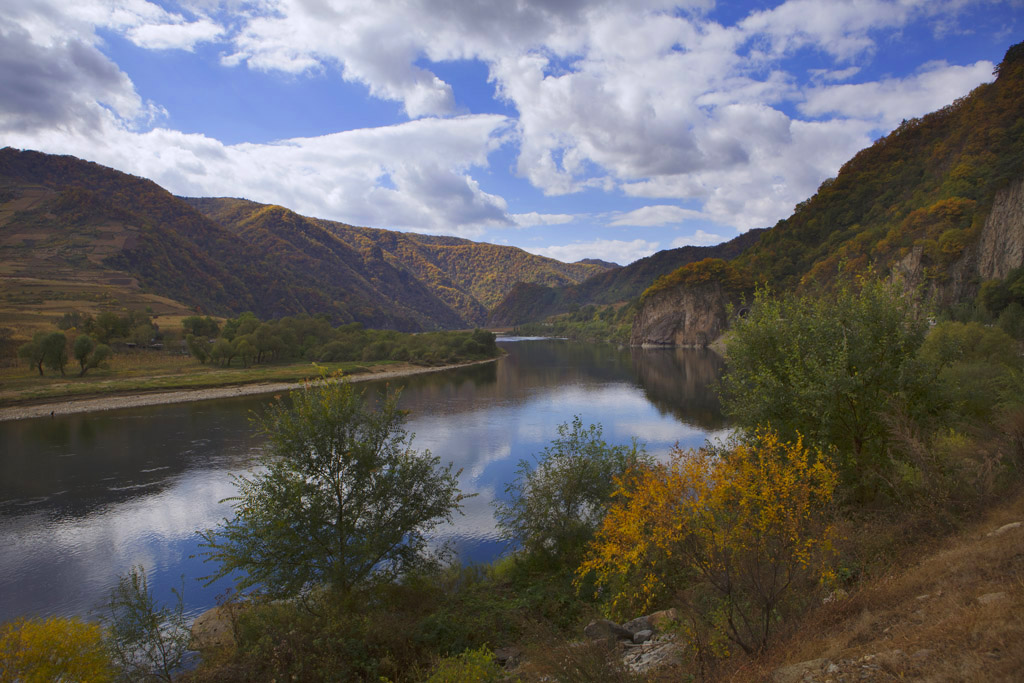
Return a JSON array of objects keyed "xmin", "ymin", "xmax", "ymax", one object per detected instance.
[
  {"xmin": 0, "ymin": 149, "xmax": 613, "ymax": 330},
  {"xmin": 487, "ymin": 228, "xmax": 765, "ymax": 326}
]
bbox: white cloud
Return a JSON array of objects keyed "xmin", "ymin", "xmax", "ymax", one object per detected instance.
[
  {"xmin": 610, "ymin": 205, "xmax": 709, "ymax": 226},
  {"xmin": 671, "ymin": 230, "xmax": 725, "ymax": 247},
  {"xmin": 525, "ymin": 238, "xmax": 660, "ymax": 265},
  {"xmin": 800, "ymin": 59, "xmax": 995, "ymax": 128},
  {"xmin": 511, "ymin": 212, "xmax": 576, "ymax": 227},
  {"xmin": 126, "ymin": 18, "xmax": 224, "ymax": 51}
]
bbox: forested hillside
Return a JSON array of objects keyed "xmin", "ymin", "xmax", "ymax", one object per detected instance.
[{"xmin": 187, "ymin": 197, "xmax": 611, "ymax": 324}]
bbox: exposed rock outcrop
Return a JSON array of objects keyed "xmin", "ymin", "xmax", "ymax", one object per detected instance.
[
  {"xmin": 894, "ymin": 176, "xmax": 1024, "ymax": 306},
  {"xmin": 629, "ymin": 281, "xmax": 737, "ymax": 348}
]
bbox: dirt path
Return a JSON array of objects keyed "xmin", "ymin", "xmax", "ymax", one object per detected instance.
[{"xmin": 0, "ymin": 358, "xmax": 498, "ymax": 422}]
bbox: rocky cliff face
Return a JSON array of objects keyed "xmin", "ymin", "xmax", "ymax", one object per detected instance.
[
  {"xmin": 629, "ymin": 281, "xmax": 736, "ymax": 348},
  {"xmin": 977, "ymin": 176, "xmax": 1024, "ymax": 281},
  {"xmin": 893, "ymin": 175, "xmax": 1024, "ymax": 306}
]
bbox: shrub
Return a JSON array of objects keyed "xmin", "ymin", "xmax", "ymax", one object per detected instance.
[
  {"xmin": 494, "ymin": 416, "xmax": 650, "ymax": 559},
  {"xmin": 578, "ymin": 428, "xmax": 837, "ymax": 656}
]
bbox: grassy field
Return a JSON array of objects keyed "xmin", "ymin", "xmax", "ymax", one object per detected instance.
[{"xmin": 0, "ymin": 350, "xmax": 392, "ymax": 406}]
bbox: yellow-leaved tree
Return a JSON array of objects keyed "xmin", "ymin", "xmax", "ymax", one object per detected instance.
[
  {"xmin": 0, "ymin": 616, "xmax": 114, "ymax": 682},
  {"xmin": 577, "ymin": 428, "xmax": 837, "ymax": 658}
]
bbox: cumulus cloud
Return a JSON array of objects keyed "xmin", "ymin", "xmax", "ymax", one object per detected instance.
[
  {"xmin": 800, "ymin": 59, "xmax": 996, "ymax": 129},
  {"xmin": 511, "ymin": 212, "xmax": 576, "ymax": 227},
  {"xmin": 671, "ymin": 230, "xmax": 726, "ymax": 247},
  {"xmin": 526, "ymin": 238, "xmax": 660, "ymax": 265},
  {"xmin": 610, "ymin": 205, "xmax": 710, "ymax": 226}
]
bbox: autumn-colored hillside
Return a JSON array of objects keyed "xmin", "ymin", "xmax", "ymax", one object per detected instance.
[
  {"xmin": 187, "ymin": 197, "xmax": 612, "ymax": 325},
  {"xmin": 649, "ymin": 41, "xmax": 1024, "ymax": 304}
]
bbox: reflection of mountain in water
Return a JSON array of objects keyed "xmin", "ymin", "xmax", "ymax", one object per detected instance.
[{"xmin": 631, "ymin": 347, "xmax": 726, "ymax": 431}]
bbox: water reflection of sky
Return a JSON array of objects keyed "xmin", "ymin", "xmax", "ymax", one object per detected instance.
[{"xmin": 0, "ymin": 341, "xmax": 727, "ymax": 622}]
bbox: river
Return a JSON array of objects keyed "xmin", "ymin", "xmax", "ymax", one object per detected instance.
[{"xmin": 0, "ymin": 339, "xmax": 727, "ymax": 624}]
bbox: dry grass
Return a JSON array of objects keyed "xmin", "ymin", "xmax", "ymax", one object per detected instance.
[
  {"xmin": 723, "ymin": 485, "xmax": 1024, "ymax": 682},
  {"xmin": 0, "ymin": 351, "xmax": 384, "ymax": 406}
]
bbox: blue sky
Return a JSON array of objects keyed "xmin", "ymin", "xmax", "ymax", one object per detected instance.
[{"xmin": 0, "ymin": 1, "xmax": 1020, "ymax": 264}]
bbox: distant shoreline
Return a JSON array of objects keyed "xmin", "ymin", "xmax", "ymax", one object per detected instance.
[{"xmin": 0, "ymin": 357, "xmax": 499, "ymax": 422}]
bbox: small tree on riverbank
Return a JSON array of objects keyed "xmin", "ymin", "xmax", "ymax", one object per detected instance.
[{"xmin": 200, "ymin": 377, "xmax": 470, "ymax": 598}]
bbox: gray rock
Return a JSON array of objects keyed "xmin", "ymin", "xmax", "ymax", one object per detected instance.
[
  {"xmin": 583, "ymin": 618, "xmax": 633, "ymax": 641},
  {"xmin": 622, "ymin": 616, "xmax": 653, "ymax": 634},
  {"xmin": 622, "ymin": 636, "xmax": 683, "ymax": 674},
  {"xmin": 977, "ymin": 591, "xmax": 1008, "ymax": 605},
  {"xmin": 632, "ymin": 629, "xmax": 654, "ymax": 644}
]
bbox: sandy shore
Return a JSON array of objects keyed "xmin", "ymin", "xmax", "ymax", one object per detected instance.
[{"xmin": 0, "ymin": 358, "xmax": 498, "ymax": 422}]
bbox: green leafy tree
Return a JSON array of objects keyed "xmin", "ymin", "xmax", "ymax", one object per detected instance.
[
  {"xmin": 73, "ymin": 333, "xmax": 112, "ymax": 376},
  {"xmin": 200, "ymin": 378, "xmax": 469, "ymax": 598},
  {"xmin": 38, "ymin": 331, "xmax": 69, "ymax": 377},
  {"xmin": 185, "ymin": 333, "xmax": 211, "ymax": 364},
  {"xmin": 102, "ymin": 565, "xmax": 190, "ymax": 682},
  {"xmin": 18, "ymin": 332, "xmax": 48, "ymax": 376},
  {"xmin": 720, "ymin": 279, "xmax": 929, "ymax": 499},
  {"xmin": 494, "ymin": 416, "xmax": 650, "ymax": 558}
]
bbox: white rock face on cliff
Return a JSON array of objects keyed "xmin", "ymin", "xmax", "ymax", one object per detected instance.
[
  {"xmin": 629, "ymin": 281, "xmax": 735, "ymax": 348},
  {"xmin": 893, "ymin": 175, "xmax": 1024, "ymax": 305},
  {"xmin": 977, "ymin": 176, "xmax": 1024, "ymax": 281}
]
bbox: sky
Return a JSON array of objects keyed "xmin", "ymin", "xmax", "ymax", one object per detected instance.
[{"xmin": 0, "ymin": 1, "xmax": 1020, "ymax": 265}]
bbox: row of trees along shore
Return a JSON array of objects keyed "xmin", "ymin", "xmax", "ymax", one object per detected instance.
[
  {"xmin": 11, "ymin": 310, "xmax": 500, "ymax": 378},
  {"xmin": 5, "ymin": 276, "xmax": 1024, "ymax": 681},
  {"xmin": 182, "ymin": 312, "xmax": 499, "ymax": 367}
]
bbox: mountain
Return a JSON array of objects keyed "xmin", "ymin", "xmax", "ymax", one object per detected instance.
[
  {"xmin": 632, "ymin": 41, "xmax": 1024, "ymax": 346},
  {"xmin": 0, "ymin": 149, "xmax": 612, "ymax": 331},
  {"xmin": 487, "ymin": 228, "xmax": 765, "ymax": 326},
  {"xmin": 185, "ymin": 197, "xmax": 612, "ymax": 325}
]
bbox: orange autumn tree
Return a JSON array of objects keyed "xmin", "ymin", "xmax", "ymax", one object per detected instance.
[{"xmin": 577, "ymin": 428, "xmax": 837, "ymax": 656}]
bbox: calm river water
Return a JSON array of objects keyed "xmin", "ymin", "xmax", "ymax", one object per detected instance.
[{"xmin": 0, "ymin": 339, "xmax": 727, "ymax": 623}]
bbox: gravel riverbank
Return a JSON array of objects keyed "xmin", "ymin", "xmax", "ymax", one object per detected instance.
[{"xmin": 0, "ymin": 358, "xmax": 498, "ymax": 422}]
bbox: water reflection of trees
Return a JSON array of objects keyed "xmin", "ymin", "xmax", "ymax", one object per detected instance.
[
  {"xmin": 0, "ymin": 400, "xmax": 264, "ymax": 519},
  {"xmin": 631, "ymin": 347, "xmax": 727, "ymax": 431}
]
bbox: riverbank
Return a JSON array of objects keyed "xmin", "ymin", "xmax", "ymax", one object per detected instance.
[{"xmin": 0, "ymin": 357, "xmax": 498, "ymax": 422}]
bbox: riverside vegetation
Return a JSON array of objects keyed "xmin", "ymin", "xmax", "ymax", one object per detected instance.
[
  {"xmin": 1, "ymin": 310, "xmax": 500, "ymax": 405},
  {"xmin": 4, "ymin": 277, "xmax": 1023, "ymax": 681}
]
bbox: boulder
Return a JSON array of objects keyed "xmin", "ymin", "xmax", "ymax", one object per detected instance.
[
  {"xmin": 583, "ymin": 618, "xmax": 634, "ymax": 642},
  {"xmin": 190, "ymin": 605, "xmax": 236, "ymax": 651}
]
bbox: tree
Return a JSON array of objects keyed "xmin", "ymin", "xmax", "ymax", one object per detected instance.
[
  {"xmin": 719, "ymin": 279, "xmax": 929, "ymax": 497},
  {"xmin": 494, "ymin": 416, "xmax": 649, "ymax": 558},
  {"xmin": 73, "ymin": 333, "xmax": 112, "ymax": 376},
  {"xmin": 41, "ymin": 331, "xmax": 69, "ymax": 376},
  {"xmin": 200, "ymin": 377, "xmax": 469, "ymax": 598},
  {"xmin": 18, "ymin": 332, "xmax": 48, "ymax": 376},
  {"xmin": 102, "ymin": 566, "xmax": 190, "ymax": 682},
  {"xmin": 185, "ymin": 333, "xmax": 211, "ymax": 364}
]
